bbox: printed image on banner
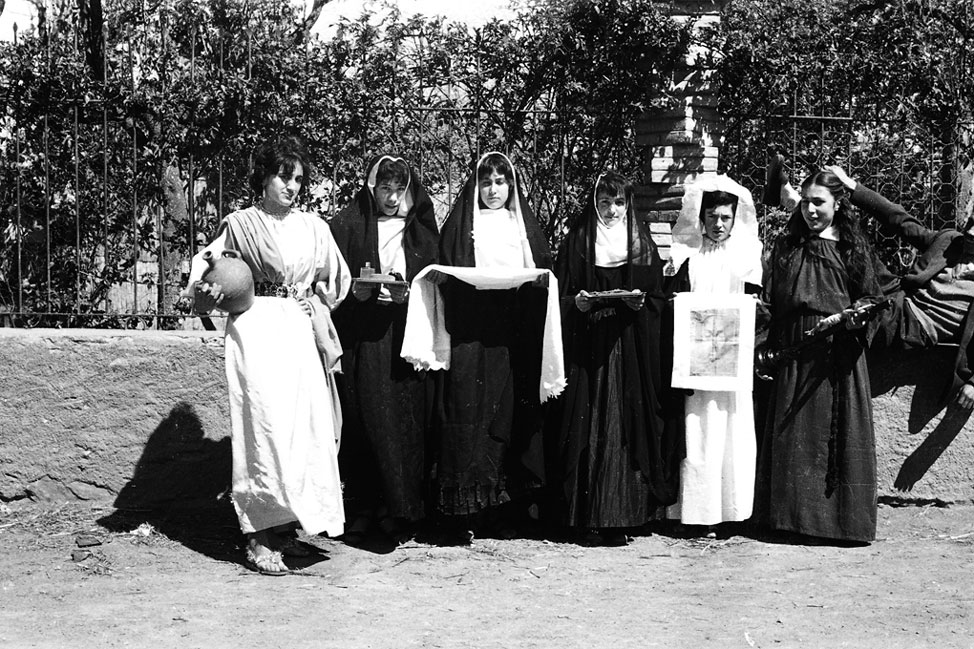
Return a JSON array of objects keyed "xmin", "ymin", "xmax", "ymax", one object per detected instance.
[
  {"xmin": 689, "ymin": 307, "xmax": 741, "ymax": 377},
  {"xmin": 671, "ymin": 292, "xmax": 756, "ymax": 392}
]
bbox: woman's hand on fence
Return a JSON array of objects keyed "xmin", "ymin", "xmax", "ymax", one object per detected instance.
[{"xmin": 297, "ymin": 298, "xmax": 314, "ymax": 317}]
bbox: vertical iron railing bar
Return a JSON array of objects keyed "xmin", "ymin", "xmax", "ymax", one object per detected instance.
[
  {"xmin": 474, "ymin": 29, "xmax": 481, "ymax": 164},
  {"xmin": 128, "ymin": 26, "xmax": 138, "ymax": 319},
  {"xmin": 102, "ymin": 21, "xmax": 110, "ymax": 312},
  {"xmin": 43, "ymin": 27, "xmax": 52, "ymax": 313},
  {"xmin": 391, "ymin": 29, "xmax": 398, "ymax": 145},
  {"xmin": 14, "ymin": 24, "xmax": 23, "ymax": 316},
  {"xmin": 531, "ymin": 109, "xmax": 539, "ymax": 222},
  {"xmin": 187, "ymin": 25, "xmax": 196, "ymax": 258},
  {"xmin": 157, "ymin": 4, "xmax": 169, "ymax": 327},
  {"xmin": 417, "ymin": 30, "xmax": 424, "ymax": 179},
  {"xmin": 217, "ymin": 30, "xmax": 224, "ymax": 226},
  {"xmin": 447, "ymin": 47, "xmax": 453, "ymax": 211},
  {"xmin": 73, "ymin": 12, "xmax": 82, "ymax": 317},
  {"xmin": 558, "ymin": 90, "xmax": 565, "ymax": 244},
  {"xmin": 929, "ymin": 129, "xmax": 935, "ymax": 228},
  {"xmin": 790, "ymin": 89, "xmax": 797, "ymax": 184}
]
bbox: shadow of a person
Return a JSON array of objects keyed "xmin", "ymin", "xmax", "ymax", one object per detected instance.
[
  {"xmin": 894, "ymin": 402, "xmax": 971, "ymax": 492},
  {"xmin": 97, "ymin": 402, "xmax": 329, "ymax": 570}
]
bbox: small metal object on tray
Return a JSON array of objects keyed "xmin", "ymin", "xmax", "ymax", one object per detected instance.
[
  {"xmin": 355, "ymin": 263, "xmax": 408, "ymax": 286},
  {"xmin": 587, "ymin": 289, "xmax": 643, "ymax": 299},
  {"xmin": 353, "ymin": 275, "xmax": 408, "ymax": 286}
]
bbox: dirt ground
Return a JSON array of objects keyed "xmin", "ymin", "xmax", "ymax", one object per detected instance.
[{"xmin": 0, "ymin": 499, "xmax": 972, "ymax": 649}]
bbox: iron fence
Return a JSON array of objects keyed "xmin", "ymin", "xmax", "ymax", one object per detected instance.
[
  {"xmin": 0, "ymin": 18, "xmax": 589, "ymax": 329},
  {"xmin": 721, "ymin": 91, "xmax": 971, "ymax": 274}
]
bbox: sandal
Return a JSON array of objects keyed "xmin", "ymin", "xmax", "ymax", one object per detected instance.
[{"xmin": 244, "ymin": 546, "xmax": 290, "ymax": 576}]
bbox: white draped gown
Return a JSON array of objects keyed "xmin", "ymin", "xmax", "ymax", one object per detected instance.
[
  {"xmin": 192, "ymin": 207, "xmax": 350, "ymax": 537},
  {"xmin": 667, "ymin": 241, "xmax": 757, "ymax": 525}
]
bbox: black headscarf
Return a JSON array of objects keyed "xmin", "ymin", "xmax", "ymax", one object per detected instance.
[
  {"xmin": 330, "ymin": 154, "xmax": 439, "ymax": 283},
  {"xmin": 439, "ymin": 151, "xmax": 552, "ymax": 270},
  {"xmin": 556, "ymin": 171, "xmax": 660, "ymax": 297}
]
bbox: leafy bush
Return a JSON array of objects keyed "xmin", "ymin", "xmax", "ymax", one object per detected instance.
[{"xmin": 0, "ymin": 0, "xmax": 690, "ymax": 326}]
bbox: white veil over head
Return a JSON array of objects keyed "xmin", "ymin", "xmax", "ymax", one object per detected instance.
[
  {"xmin": 472, "ymin": 151, "xmax": 535, "ymax": 269},
  {"xmin": 670, "ymin": 173, "xmax": 763, "ymax": 286}
]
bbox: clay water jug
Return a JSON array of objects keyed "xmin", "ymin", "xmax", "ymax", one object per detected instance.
[{"xmin": 201, "ymin": 249, "xmax": 255, "ymax": 314}]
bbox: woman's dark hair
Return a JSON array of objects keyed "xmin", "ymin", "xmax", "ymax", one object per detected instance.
[
  {"xmin": 476, "ymin": 153, "xmax": 517, "ymax": 209},
  {"xmin": 477, "ymin": 153, "xmax": 515, "ymax": 187},
  {"xmin": 248, "ymin": 136, "xmax": 313, "ymax": 199},
  {"xmin": 782, "ymin": 168, "xmax": 877, "ymax": 293},
  {"xmin": 375, "ymin": 158, "xmax": 410, "ymax": 186},
  {"xmin": 595, "ymin": 170, "xmax": 633, "ymax": 203},
  {"xmin": 699, "ymin": 190, "xmax": 739, "ymax": 224}
]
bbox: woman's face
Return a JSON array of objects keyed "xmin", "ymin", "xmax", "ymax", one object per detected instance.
[
  {"xmin": 263, "ymin": 162, "xmax": 303, "ymax": 212},
  {"xmin": 702, "ymin": 203, "xmax": 735, "ymax": 243},
  {"xmin": 801, "ymin": 183, "xmax": 838, "ymax": 237},
  {"xmin": 596, "ymin": 191, "xmax": 627, "ymax": 228},
  {"xmin": 374, "ymin": 179, "xmax": 406, "ymax": 216},
  {"xmin": 479, "ymin": 171, "xmax": 511, "ymax": 210}
]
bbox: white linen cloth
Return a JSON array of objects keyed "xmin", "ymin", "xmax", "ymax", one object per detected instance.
[{"xmin": 400, "ymin": 264, "xmax": 567, "ymax": 402}]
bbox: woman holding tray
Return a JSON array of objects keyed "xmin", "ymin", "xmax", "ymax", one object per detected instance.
[
  {"xmin": 330, "ymin": 155, "xmax": 439, "ymax": 546},
  {"xmin": 551, "ymin": 170, "xmax": 682, "ymax": 546},
  {"xmin": 425, "ymin": 151, "xmax": 555, "ymax": 542}
]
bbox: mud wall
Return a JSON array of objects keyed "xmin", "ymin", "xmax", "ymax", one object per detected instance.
[{"xmin": 0, "ymin": 329, "xmax": 972, "ymax": 506}]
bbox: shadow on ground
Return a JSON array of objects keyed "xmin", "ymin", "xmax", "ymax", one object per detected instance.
[{"xmin": 96, "ymin": 402, "xmax": 329, "ymax": 571}]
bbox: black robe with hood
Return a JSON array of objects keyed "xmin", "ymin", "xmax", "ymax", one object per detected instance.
[
  {"xmin": 551, "ymin": 178, "xmax": 682, "ymax": 528},
  {"xmin": 433, "ymin": 153, "xmax": 553, "ymax": 517},
  {"xmin": 330, "ymin": 154, "xmax": 439, "ymax": 522}
]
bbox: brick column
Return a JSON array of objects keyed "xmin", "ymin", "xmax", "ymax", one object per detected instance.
[{"xmin": 636, "ymin": 0, "xmax": 727, "ymax": 257}]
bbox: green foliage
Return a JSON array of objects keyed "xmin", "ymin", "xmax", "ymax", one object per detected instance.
[
  {"xmin": 0, "ymin": 0, "xmax": 690, "ymax": 326},
  {"xmin": 704, "ymin": 0, "xmax": 973, "ymax": 270}
]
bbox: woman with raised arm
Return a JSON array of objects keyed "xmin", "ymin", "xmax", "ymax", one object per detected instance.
[{"xmin": 757, "ymin": 168, "xmax": 882, "ymax": 544}]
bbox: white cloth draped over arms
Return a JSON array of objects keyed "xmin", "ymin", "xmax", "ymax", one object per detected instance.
[{"xmin": 400, "ymin": 264, "xmax": 566, "ymax": 402}]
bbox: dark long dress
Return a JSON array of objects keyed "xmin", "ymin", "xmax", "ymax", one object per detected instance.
[
  {"xmin": 433, "ymin": 158, "xmax": 552, "ymax": 516},
  {"xmin": 553, "ymin": 209, "xmax": 682, "ymax": 529},
  {"xmin": 329, "ymin": 155, "xmax": 439, "ymax": 522},
  {"xmin": 756, "ymin": 237, "xmax": 880, "ymax": 542}
]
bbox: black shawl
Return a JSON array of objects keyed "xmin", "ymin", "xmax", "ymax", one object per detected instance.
[{"xmin": 553, "ymin": 177, "xmax": 682, "ymax": 506}]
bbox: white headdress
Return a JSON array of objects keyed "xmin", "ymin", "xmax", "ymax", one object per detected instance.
[{"xmin": 670, "ymin": 173, "xmax": 762, "ymax": 286}]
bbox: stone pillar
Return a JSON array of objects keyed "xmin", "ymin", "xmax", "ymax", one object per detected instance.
[{"xmin": 636, "ymin": 0, "xmax": 726, "ymax": 256}]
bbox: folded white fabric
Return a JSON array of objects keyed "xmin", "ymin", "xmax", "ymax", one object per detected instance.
[{"xmin": 400, "ymin": 264, "xmax": 567, "ymax": 401}]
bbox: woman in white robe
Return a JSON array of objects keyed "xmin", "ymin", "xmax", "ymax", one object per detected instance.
[
  {"xmin": 183, "ymin": 137, "xmax": 350, "ymax": 574},
  {"xmin": 666, "ymin": 175, "xmax": 763, "ymax": 530}
]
